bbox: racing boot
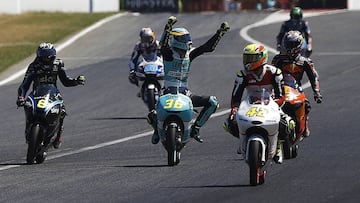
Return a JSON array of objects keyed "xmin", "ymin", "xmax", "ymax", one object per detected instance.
[
  {"xmin": 303, "ymin": 116, "xmax": 310, "ymax": 138},
  {"xmin": 53, "ymin": 113, "xmax": 65, "ymax": 149},
  {"xmin": 237, "ymin": 136, "xmax": 246, "ymax": 160},
  {"xmin": 147, "ymin": 110, "xmax": 159, "ymax": 144},
  {"xmin": 190, "ymin": 96, "xmax": 218, "ymax": 143},
  {"xmin": 53, "ymin": 126, "xmax": 63, "ymax": 149},
  {"xmin": 190, "ymin": 124, "xmax": 203, "ymax": 143},
  {"xmin": 222, "ymin": 118, "xmax": 239, "ymax": 138},
  {"xmin": 273, "ymin": 139, "xmax": 283, "ymax": 164}
]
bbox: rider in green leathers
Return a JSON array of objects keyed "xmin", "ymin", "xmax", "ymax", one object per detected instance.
[{"xmin": 148, "ymin": 16, "xmax": 230, "ymax": 144}]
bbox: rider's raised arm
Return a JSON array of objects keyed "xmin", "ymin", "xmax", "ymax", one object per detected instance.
[
  {"xmin": 189, "ymin": 22, "xmax": 230, "ymax": 62},
  {"xmin": 57, "ymin": 59, "xmax": 79, "ymax": 87},
  {"xmin": 160, "ymin": 16, "xmax": 176, "ymax": 48},
  {"xmin": 159, "ymin": 16, "xmax": 177, "ymax": 61}
]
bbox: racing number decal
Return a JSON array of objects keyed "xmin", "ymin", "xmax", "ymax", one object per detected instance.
[
  {"xmin": 246, "ymin": 107, "xmax": 266, "ymax": 117},
  {"xmin": 37, "ymin": 99, "xmax": 48, "ymax": 109},
  {"xmin": 164, "ymin": 99, "xmax": 183, "ymax": 109}
]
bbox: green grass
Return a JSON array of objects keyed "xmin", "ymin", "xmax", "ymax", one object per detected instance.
[{"xmin": 0, "ymin": 12, "xmax": 116, "ymax": 73}]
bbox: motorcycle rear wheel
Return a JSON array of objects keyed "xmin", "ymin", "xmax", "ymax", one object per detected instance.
[{"xmin": 283, "ymin": 128, "xmax": 297, "ymax": 159}]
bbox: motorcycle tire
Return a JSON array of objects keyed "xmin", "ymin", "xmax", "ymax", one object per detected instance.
[
  {"xmin": 36, "ymin": 151, "xmax": 47, "ymax": 164},
  {"xmin": 248, "ymin": 140, "xmax": 263, "ymax": 186},
  {"xmin": 175, "ymin": 152, "xmax": 181, "ymax": 165},
  {"xmin": 27, "ymin": 124, "xmax": 41, "ymax": 164},
  {"xmin": 283, "ymin": 128, "xmax": 297, "ymax": 159},
  {"xmin": 166, "ymin": 123, "xmax": 177, "ymax": 166},
  {"xmin": 291, "ymin": 144, "xmax": 298, "ymax": 158},
  {"xmin": 147, "ymin": 87, "xmax": 156, "ymax": 111}
]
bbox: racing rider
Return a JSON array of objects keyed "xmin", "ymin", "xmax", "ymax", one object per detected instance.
[
  {"xmin": 223, "ymin": 43, "xmax": 284, "ymax": 163},
  {"xmin": 147, "ymin": 16, "xmax": 230, "ymax": 144},
  {"xmin": 272, "ymin": 30, "xmax": 322, "ymax": 138},
  {"xmin": 128, "ymin": 27, "xmax": 161, "ymax": 86},
  {"xmin": 276, "ymin": 6, "xmax": 313, "ymax": 57},
  {"xmin": 16, "ymin": 42, "xmax": 86, "ymax": 149}
]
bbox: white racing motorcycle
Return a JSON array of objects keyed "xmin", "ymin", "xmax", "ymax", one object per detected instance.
[
  {"xmin": 236, "ymin": 89, "xmax": 281, "ymax": 186},
  {"xmin": 135, "ymin": 53, "xmax": 164, "ymax": 111}
]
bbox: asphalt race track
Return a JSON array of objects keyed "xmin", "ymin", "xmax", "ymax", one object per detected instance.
[{"xmin": 0, "ymin": 10, "xmax": 359, "ymax": 202}]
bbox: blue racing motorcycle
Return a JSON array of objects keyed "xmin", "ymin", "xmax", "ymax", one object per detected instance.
[{"xmin": 156, "ymin": 87, "xmax": 193, "ymax": 166}]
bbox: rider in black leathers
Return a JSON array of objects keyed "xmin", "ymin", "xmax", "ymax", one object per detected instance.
[
  {"xmin": 276, "ymin": 6, "xmax": 313, "ymax": 57},
  {"xmin": 16, "ymin": 42, "xmax": 85, "ymax": 149}
]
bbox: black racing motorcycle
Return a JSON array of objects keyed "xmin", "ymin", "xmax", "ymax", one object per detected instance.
[{"xmin": 23, "ymin": 84, "xmax": 64, "ymax": 164}]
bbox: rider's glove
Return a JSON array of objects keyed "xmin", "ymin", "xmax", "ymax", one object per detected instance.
[
  {"xmin": 165, "ymin": 16, "xmax": 177, "ymax": 32},
  {"xmin": 307, "ymin": 44, "xmax": 312, "ymax": 52},
  {"xmin": 16, "ymin": 96, "xmax": 25, "ymax": 107},
  {"xmin": 305, "ymin": 43, "xmax": 313, "ymax": 57},
  {"xmin": 306, "ymin": 48, "xmax": 313, "ymax": 57},
  {"xmin": 128, "ymin": 70, "xmax": 138, "ymax": 85},
  {"xmin": 229, "ymin": 107, "xmax": 238, "ymax": 121},
  {"xmin": 314, "ymin": 91, "xmax": 322, "ymax": 103},
  {"xmin": 217, "ymin": 22, "xmax": 230, "ymax": 37},
  {"xmin": 76, "ymin": 75, "xmax": 86, "ymax": 85}
]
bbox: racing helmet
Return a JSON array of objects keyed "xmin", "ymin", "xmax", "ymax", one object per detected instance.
[
  {"xmin": 282, "ymin": 30, "xmax": 304, "ymax": 57},
  {"xmin": 169, "ymin": 28, "xmax": 192, "ymax": 51},
  {"xmin": 139, "ymin": 28, "xmax": 156, "ymax": 55},
  {"xmin": 243, "ymin": 43, "xmax": 268, "ymax": 71},
  {"xmin": 140, "ymin": 28, "xmax": 155, "ymax": 45},
  {"xmin": 290, "ymin": 7, "xmax": 303, "ymax": 20},
  {"xmin": 37, "ymin": 42, "xmax": 56, "ymax": 65}
]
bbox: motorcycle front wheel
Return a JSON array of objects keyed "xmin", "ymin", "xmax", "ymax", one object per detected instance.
[
  {"xmin": 166, "ymin": 124, "xmax": 177, "ymax": 166},
  {"xmin": 147, "ymin": 87, "xmax": 156, "ymax": 111},
  {"xmin": 27, "ymin": 124, "xmax": 41, "ymax": 164},
  {"xmin": 248, "ymin": 140, "xmax": 265, "ymax": 186}
]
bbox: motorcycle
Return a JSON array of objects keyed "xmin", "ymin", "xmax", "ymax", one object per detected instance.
[
  {"xmin": 23, "ymin": 84, "xmax": 64, "ymax": 164},
  {"xmin": 236, "ymin": 89, "xmax": 281, "ymax": 186},
  {"xmin": 156, "ymin": 87, "xmax": 193, "ymax": 166},
  {"xmin": 135, "ymin": 53, "xmax": 164, "ymax": 111},
  {"xmin": 278, "ymin": 74, "xmax": 306, "ymax": 159}
]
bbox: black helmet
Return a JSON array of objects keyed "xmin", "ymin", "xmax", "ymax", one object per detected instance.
[
  {"xmin": 282, "ymin": 30, "xmax": 304, "ymax": 58},
  {"xmin": 37, "ymin": 42, "xmax": 56, "ymax": 65},
  {"xmin": 290, "ymin": 7, "xmax": 303, "ymax": 20}
]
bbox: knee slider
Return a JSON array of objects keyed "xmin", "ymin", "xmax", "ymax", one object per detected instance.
[
  {"xmin": 209, "ymin": 96, "xmax": 219, "ymax": 110},
  {"xmin": 60, "ymin": 108, "xmax": 66, "ymax": 119}
]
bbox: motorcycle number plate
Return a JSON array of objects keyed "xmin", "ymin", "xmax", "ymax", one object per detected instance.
[
  {"xmin": 246, "ymin": 107, "xmax": 268, "ymax": 117},
  {"xmin": 144, "ymin": 64, "xmax": 158, "ymax": 73},
  {"xmin": 37, "ymin": 99, "xmax": 48, "ymax": 109}
]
